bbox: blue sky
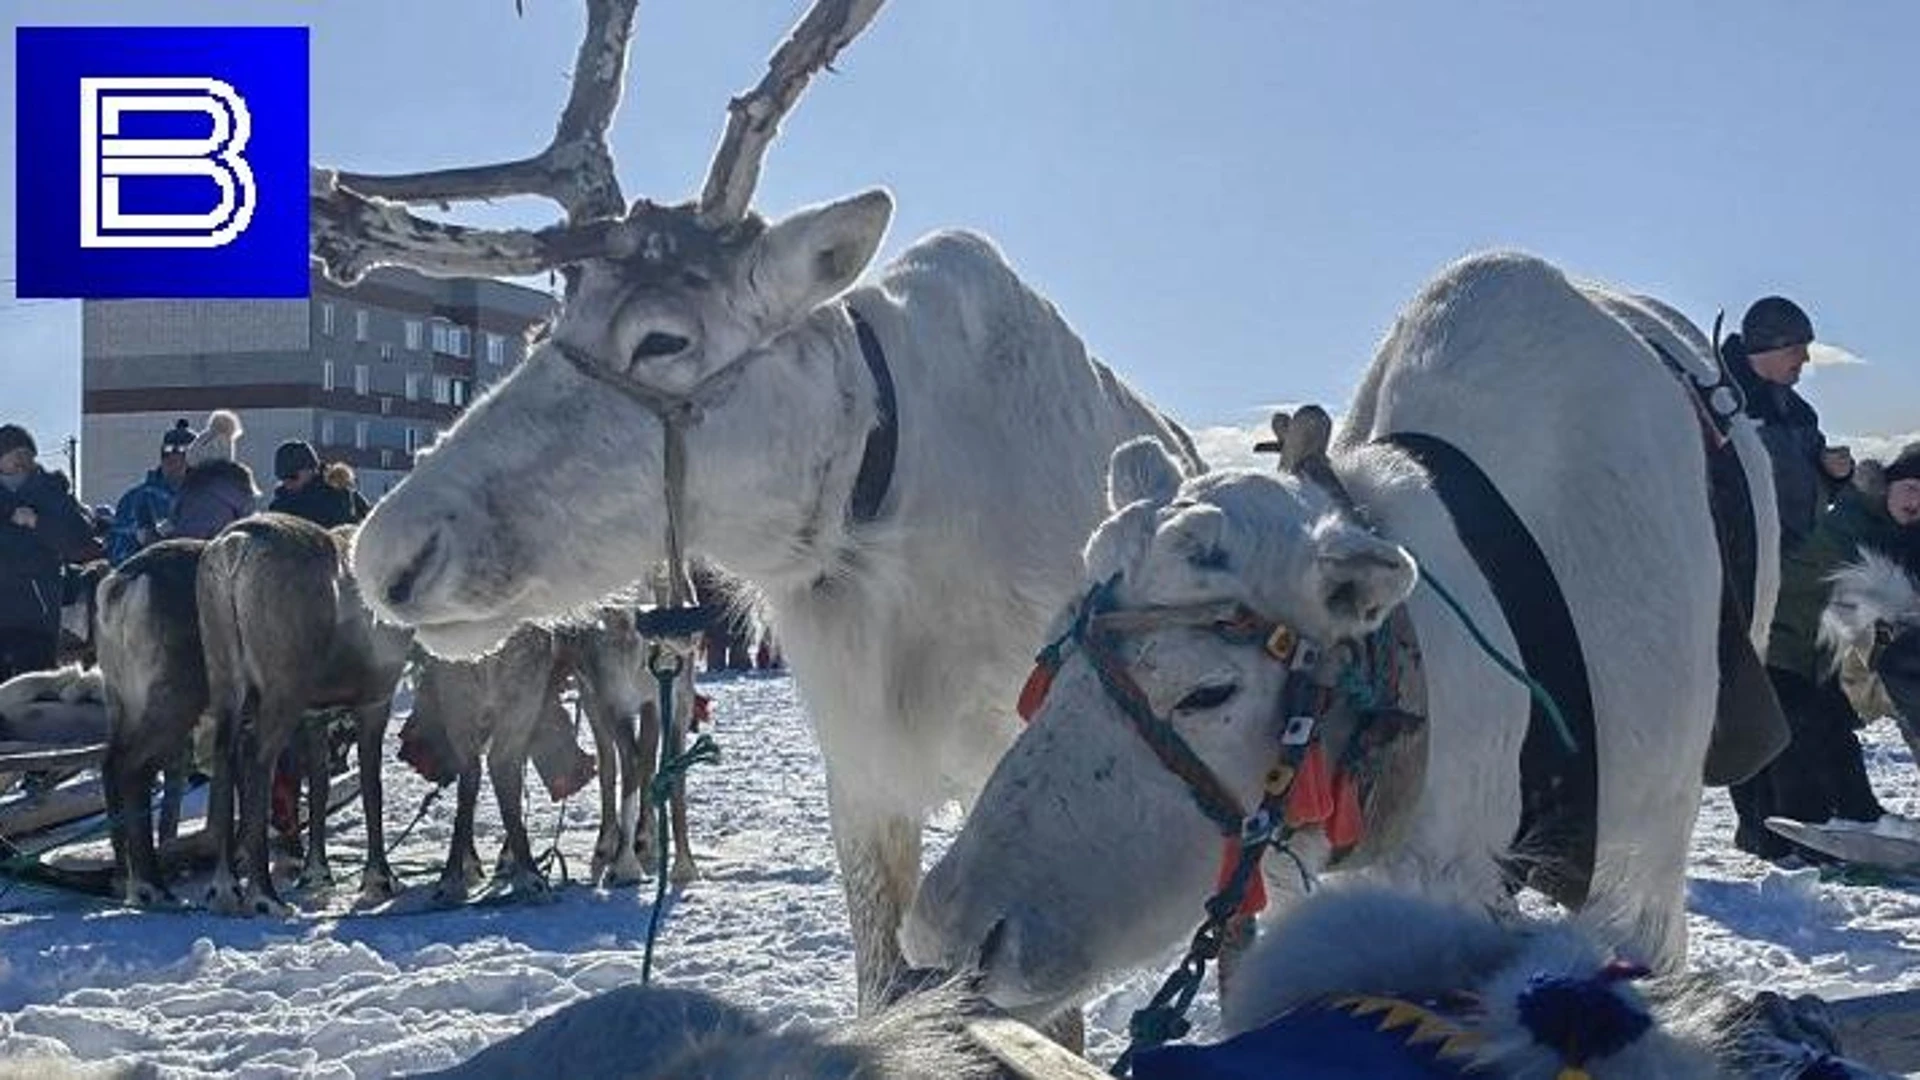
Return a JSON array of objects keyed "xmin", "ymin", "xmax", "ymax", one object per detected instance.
[{"xmin": 5, "ymin": 0, "xmax": 1916, "ymax": 473}]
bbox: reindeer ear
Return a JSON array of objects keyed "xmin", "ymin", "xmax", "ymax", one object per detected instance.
[
  {"xmin": 1312, "ymin": 525, "xmax": 1416, "ymax": 633},
  {"xmin": 1163, "ymin": 503, "xmax": 1231, "ymax": 571},
  {"xmin": 1108, "ymin": 437, "xmax": 1184, "ymax": 512},
  {"xmin": 746, "ymin": 188, "xmax": 894, "ymax": 328}
]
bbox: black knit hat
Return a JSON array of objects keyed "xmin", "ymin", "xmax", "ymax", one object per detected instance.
[
  {"xmin": 161, "ymin": 418, "xmax": 196, "ymax": 456},
  {"xmin": 1741, "ymin": 296, "xmax": 1815, "ymax": 354},
  {"xmin": 0, "ymin": 424, "xmax": 36, "ymax": 459},
  {"xmin": 1885, "ymin": 444, "xmax": 1920, "ymax": 488},
  {"xmin": 274, "ymin": 439, "xmax": 321, "ymax": 480}
]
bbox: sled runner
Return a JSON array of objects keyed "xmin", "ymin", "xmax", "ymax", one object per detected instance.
[{"xmin": 1766, "ymin": 813, "xmax": 1920, "ymax": 872}]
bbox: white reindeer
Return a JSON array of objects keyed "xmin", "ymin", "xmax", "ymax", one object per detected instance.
[
  {"xmin": 900, "ymin": 252, "xmax": 1743, "ymax": 1022},
  {"xmin": 316, "ymin": 0, "xmax": 1197, "ymax": 1010},
  {"xmin": 1820, "ymin": 551, "xmax": 1920, "ymax": 759}
]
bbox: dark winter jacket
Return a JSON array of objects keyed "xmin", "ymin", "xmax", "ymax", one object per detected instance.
[
  {"xmin": 1725, "ymin": 335, "xmax": 1848, "ymax": 553},
  {"xmin": 1767, "ymin": 488, "xmax": 1916, "ymax": 680},
  {"xmin": 267, "ymin": 480, "xmax": 363, "ymax": 529},
  {"xmin": 170, "ymin": 460, "xmax": 258, "ymax": 540},
  {"xmin": 107, "ymin": 468, "xmax": 182, "ymax": 565},
  {"xmin": 0, "ymin": 467, "xmax": 96, "ymax": 631}
]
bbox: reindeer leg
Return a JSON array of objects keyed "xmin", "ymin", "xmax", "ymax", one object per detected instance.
[
  {"xmin": 488, "ymin": 734, "xmax": 550, "ymax": 900},
  {"xmin": 610, "ymin": 708, "xmax": 647, "ymax": 885},
  {"xmin": 581, "ymin": 692, "xmax": 622, "ymax": 884},
  {"xmin": 240, "ymin": 699, "xmax": 297, "ymax": 916},
  {"xmin": 356, "ymin": 699, "xmax": 399, "ymax": 903},
  {"xmin": 157, "ymin": 754, "xmax": 185, "ymax": 845},
  {"xmin": 635, "ymin": 700, "xmax": 662, "ymax": 867},
  {"xmin": 667, "ymin": 719, "xmax": 698, "ymax": 886},
  {"xmin": 433, "ymin": 764, "xmax": 483, "ymax": 905},
  {"xmin": 205, "ymin": 700, "xmax": 246, "ymax": 915},
  {"xmin": 827, "ymin": 782, "xmax": 923, "ymax": 1015},
  {"xmin": 104, "ymin": 737, "xmax": 167, "ymax": 906},
  {"xmin": 296, "ymin": 718, "xmax": 334, "ymax": 890}
]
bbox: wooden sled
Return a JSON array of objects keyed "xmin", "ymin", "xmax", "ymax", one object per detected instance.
[
  {"xmin": 965, "ymin": 988, "xmax": 1920, "ymax": 1078},
  {"xmin": 1765, "ymin": 813, "xmax": 1920, "ymax": 872}
]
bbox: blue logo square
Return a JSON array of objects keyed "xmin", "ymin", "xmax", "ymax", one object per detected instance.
[{"xmin": 15, "ymin": 26, "xmax": 310, "ymax": 299}]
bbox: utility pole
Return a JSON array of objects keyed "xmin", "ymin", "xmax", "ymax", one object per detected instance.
[{"xmin": 62, "ymin": 434, "xmax": 77, "ymax": 481}]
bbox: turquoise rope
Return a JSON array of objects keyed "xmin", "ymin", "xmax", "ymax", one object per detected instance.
[{"xmin": 1409, "ymin": 554, "xmax": 1578, "ymax": 755}]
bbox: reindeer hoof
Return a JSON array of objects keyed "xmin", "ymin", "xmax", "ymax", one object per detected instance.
[
  {"xmin": 205, "ymin": 874, "xmax": 247, "ymax": 915},
  {"xmin": 249, "ymin": 892, "xmax": 293, "ymax": 918},
  {"xmin": 670, "ymin": 857, "xmax": 700, "ymax": 886},
  {"xmin": 359, "ymin": 868, "xmax": 399, "ymax": 904},
  {"xmin": 126, "ymin": 879, "xmax": 175, "ymax": 908},
  {"xmin": 603, "ymin": 853, "xmax": 647, "ymax": 887},
  {"xmin": 431, "ymin": 877, "xmax": 470, "ymax": 907},
  {"xmin": 297, "ymin": 861, "xmax": 335, "ymax": 891}
]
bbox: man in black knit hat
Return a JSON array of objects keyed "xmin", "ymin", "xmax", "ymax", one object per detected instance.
[
  {"xmin": 1722, "ymin": 296, "xmax": 1856, "ymax": 553},
  {"xmin": 0, "ymin": 424, "xmax": 97, "ymax": 679}
]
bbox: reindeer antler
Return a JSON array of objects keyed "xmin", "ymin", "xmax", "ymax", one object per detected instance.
[
  {"xmin": 311, "ymin": 0, "xmax": 641, "ymax": 283},
  {"xmin": 696, "ymin": 0, "xmax": 889, "ymax": 225},
  {"xmin": 311, "ymin": 0, "xmax": 888, "ymax": 284}
]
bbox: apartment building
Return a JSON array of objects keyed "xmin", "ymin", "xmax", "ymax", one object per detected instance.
[{"xmin": 80, "ymin": 267, "xmax": 557, "ymax": 506}]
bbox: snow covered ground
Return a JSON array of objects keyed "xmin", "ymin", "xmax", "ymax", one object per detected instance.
[{"xmin": 1, "ymin": 670, "xmax": 1917, "ymax": 1077}]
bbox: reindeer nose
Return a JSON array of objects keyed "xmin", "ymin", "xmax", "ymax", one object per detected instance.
[{"xmin": 384, "ymin": 529, "xmax": 445, "ymax": 609}]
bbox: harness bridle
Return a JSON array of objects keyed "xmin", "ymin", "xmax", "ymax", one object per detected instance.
[
  {"xmin": 545, "ymin": 299, "xmax": 899, "ymax": 605},
  {"xmin": 1018, "ymin": 573, "xmax": 1413, "ymax": 916}
]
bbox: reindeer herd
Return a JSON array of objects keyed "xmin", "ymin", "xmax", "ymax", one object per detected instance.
[{"xmin": 80, "ymin": 511, "xmax": 705, "ymax": 914}]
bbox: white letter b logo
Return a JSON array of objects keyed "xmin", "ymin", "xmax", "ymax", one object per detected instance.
[{"xmin": 79, "ymin": 77, "xmax": 256, "ymax": 249}]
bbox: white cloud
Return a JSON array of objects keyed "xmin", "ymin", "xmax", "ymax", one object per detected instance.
[
  {"xmin": 1838, "ymin": 432, "xmax": 1920, "ymax": 465},
  {"xmin": 1808, "ymin": 342, "xmax": 1868, "ymax": 367},
  {"xmin": 1188, "ymin": 423, "xmax": 1273, "ymax": 471}
]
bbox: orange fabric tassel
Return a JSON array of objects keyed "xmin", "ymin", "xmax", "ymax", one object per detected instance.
[
  {"xmin": 1284, "ymin": 743, "xmax": 1336, "ymax": 828},
  {"xmin": 1217, "ymin": 838, "xmax": 1268, "ymax": 915},
  {"xmin": 1326, "ymin": 769, "xmax": 1365, "ymax": 850},
  {"xmin": 1016, "ymin": 663, "xmax": 1053, "ymax": 722}
]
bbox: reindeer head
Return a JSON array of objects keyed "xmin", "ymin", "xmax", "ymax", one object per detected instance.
[
  {"xmin": 900, "ymin": 424, "xmax": 1422, "ymax": 1018},
  {"xmin": 320, "ymin": 1, "xmax": 896, "ymax": 656}
]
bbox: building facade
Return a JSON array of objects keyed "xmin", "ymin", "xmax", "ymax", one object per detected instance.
[{"xmin": 81, "ymin": 268, "xmax": 557, "ymax": 506}]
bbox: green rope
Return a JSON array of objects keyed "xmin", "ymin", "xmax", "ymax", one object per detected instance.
[
  {"xmin": 1410, "ymin": 554, "xmax": 1577, "ymax": 755},
  {"xmin": 640, "ymin": 654, "xmax": 720, "ymax": 986}
]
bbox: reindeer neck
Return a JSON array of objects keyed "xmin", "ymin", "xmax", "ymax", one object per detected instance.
[{"xmin": 682, "ymin": 301, "xmax": 899, "ymax": 592}]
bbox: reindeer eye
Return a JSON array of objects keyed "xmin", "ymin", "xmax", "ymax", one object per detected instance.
[
  {"xmin": 1175, "ymin": 683, "xmax": 1238, "ymax": 713},
  {"xmin": 634, "ymin": 332, "xmax": 691, "ymax": 360}
]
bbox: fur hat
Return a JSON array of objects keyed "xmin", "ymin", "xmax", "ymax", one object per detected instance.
[
  {"xmin": 274, "ymin": 440, "xmax": 321, "ymax": 480},
  {"xmin": 324, "ymin": 461, "xmax": 356, "ymax": 490},
  {"xmin": 161, "ymin": 418, "xmax": 196, "ymax": 457},
  {"xmin": 1740, "ymin": 296, "xmax": 1814, "ymax": 354},
  {"xmin": 185, "ymin": 410, "xmax": 242, "ymax": 467},
  {"xmin": 1884, "ymin": 444, "xmax": 1920, "ymax": 488},
  {"xmin": 0, "ymin": 424, "xmax": 36, "ymax": 459}
]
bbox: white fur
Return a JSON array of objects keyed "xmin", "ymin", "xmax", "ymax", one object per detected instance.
[
  {"xmin": 185, "ymin": 409, "xmax": 241, "ymax": 467},
  {"xmin": 902, "ymin": 252, "xmax": 1728, "ymax": 1017},
  {"xmin": 1819, "ymin": 551, "xmax": 1920, "ymax": 666},
  {"xmin": 348, "ymin": 196, "xmax": 1198, "ymax": 1008}
]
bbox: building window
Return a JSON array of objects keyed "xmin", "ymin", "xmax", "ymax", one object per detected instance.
[
  {"xmin": 405, "ymin": 320, "xmax": 423, "ymax": 351},
  {"xmin": 432, "ymin": 374, "xmax": 453, "ymax": 406},
  {"xmin": 380, "ymin": 448, "xmax": 393, "ymax": 469},
  {"xmin": 430, "ymin": 321, "xmax": 472, "ymax": 358},
  {"xmin": 320, "ymin": 302, "xmax": 335, "ymax": 336},
  {"xmin": 452, "ymin": 379, "xmax": 469, "ymax": 407},
  {"xmin": 404, "ymin": 373, "xmax": 422, "ymax": 402},
  {"xmin": 320, "ymin": 417, "xmax": 336, "ymax": 445},
  {"xmin": 354, "ymin": 309, "xmax": 369, "ymax": 342},
  {"xmin": 354, "ymin": 421, "xmax": 368, "ymax": 450},
  {"xmin": 379, "ymin": 342, "xmax": 394, "ymax": 361},
  {"xmin": 486, "ymin": 332, "xmax": 507, "ymax": 366},
  {"xmin": 354, "ymin": 364, "xmax": 370, "ymax": 396},
  {"xmin": 321, "ymin": 360, "xmax": 335, "ymax": 392},
  {"xmin": 405, "ymin": 427, "xmax": 421, "ymax": 454},
  {"xmin": 380, "ymin": 396, "xmax": 393, "ymax": 416}
]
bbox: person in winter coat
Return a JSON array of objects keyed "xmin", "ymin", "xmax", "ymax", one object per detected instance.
[
  {"xmin": 169, "ymin": 410, "xmax": 259, "ymax": 540},
  {"xmin": 0, "ymin": 424, "xmax": 97, "ymax": 680},
  {"xmin": 266, "ymin": 440, "xmax": 361, "ymax": 528},
  {"xmin": 1720, "ymin": 296, "xmax": 1856, "ymax": 553},
  {"xmin": 1731, "ymin": 446, "xmax": 1920, "ymax": 861},
  {"xmin": 106, "ymin": 418, "xmax": 196, "ymax": 564},
  {"xmin": 324, "ymin": 461, "xmax": 373, "ymax": 521}
]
